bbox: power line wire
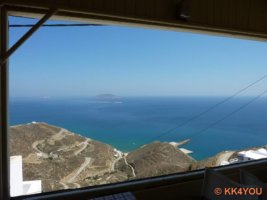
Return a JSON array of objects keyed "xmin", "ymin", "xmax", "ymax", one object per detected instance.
[
  {"xmin": 9, "ymin": 23, "xmax": 104, "ymax": 28},
  {"xmin": 188, "ymin": 89, "xmax": 267, "ymax": 139},
  {"xmin": 147, "ymin": 74, "xmax": 267, "ymax": 143}
]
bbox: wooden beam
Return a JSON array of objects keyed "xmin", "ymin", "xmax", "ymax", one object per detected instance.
[
  {"xmin": 0, "ymin": 9, "xmax": 57, "ymax": 65},
  {"xmin": 0, "ymin": 6, "xmax": 9, "ymax": 200},
  {"xmin": 2, "ymin": 0, "xmax": 267, "ymax": 41}
]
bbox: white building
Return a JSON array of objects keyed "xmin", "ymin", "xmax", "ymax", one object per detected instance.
[
  {"xmin": 220, "ymin": 160, "xmax": 230, "ymax": 166},
  {"xmin": 237, "ymin": 148, "xmax": 267, "ymax": 162},
  {"xmin": 10, "ymin": 156, "xmax": 42, "ymax": 197}
]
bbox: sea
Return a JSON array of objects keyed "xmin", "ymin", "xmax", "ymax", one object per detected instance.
[{"xmin": 9, "ymin": 96, "xmax": 267, "ymax": 160}]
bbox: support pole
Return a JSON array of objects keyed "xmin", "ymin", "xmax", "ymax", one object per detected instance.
[
  {"xmin": 0, "ymin": 6, "xmax": 9, "ymax": 200},
  {"xmin": 0, "ymin": 9, "xmax": 57, "ymax": 65},
  {"xmin": 0, "ymin": 7, "xmax": 56, "ymax": 199}
]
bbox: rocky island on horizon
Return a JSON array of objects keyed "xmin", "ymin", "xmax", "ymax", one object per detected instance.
[
  {"xmin": 95, "ymin": 94, "xmax": 121, "ymax": 99},
  {"xmin": 95, "ymin": 94, "xmax": 122, "ymax": 103},
  {"xmin": 9, "ymin": 122, "xmax": 266, "ymax": 193}
]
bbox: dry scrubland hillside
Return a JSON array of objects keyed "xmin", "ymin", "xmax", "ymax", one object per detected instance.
[{"xmin": 10, "ymin": 123, "xmax": 226, "ymax": 192}]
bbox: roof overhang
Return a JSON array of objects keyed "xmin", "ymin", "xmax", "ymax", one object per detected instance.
[{"xmin": 1, "ymin": 0, "xmax": 267, "ymax": 42}]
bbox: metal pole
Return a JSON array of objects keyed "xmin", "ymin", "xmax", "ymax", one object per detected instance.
[
  {"xmin": 0, "ymin": 6, "xmax": 9, "ymax": 200},
  {"xmin": 0, "ymin": 9, "xmax": 57, "ymax": 66}
]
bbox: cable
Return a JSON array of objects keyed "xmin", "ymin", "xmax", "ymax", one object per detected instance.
[
  {"xmin": 9, "ymin": 23, "xmax": 104, "ymax": 28},
  {"xmin": 147, "ymin": 75, "xmax": 267, "ymax": 143},
  {"xmin": 188, "ymin": 89, "xmax": 267, "ymax": 139}
]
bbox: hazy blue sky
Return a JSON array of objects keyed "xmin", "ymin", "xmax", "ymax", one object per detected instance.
[{"xmin": 9, "ymin": 16, "xmax": 267, "ymax": 97}]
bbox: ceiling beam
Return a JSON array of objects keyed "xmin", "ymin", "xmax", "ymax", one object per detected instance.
[{"xmin": 2, "ymin": 0, "xmax": 267, "ymax": 41}]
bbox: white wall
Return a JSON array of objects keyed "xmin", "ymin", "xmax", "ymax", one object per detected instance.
[
  {"xmin": 10, "ymin": 156, "xmax": 23, "ymax": 197},
  {"xmin": 10, "ymin": 156, "xmax": 42, "ymax": 197}
]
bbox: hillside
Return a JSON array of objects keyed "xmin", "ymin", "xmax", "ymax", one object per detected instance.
[
  {"xmin": 10, "ymin": 123, "xmax": 127, "ymax": 192},
  {"xmin": 10, "ymin": 123, "xmax": 196, "ymax": 192},
  {"xmin": 117, "ymin": 142, "xmax": 196, "ymax": 179}
]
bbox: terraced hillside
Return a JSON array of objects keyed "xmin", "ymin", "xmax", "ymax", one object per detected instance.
[{"xmin": 10, "ymin": 123, "xmax": 198, "ymax": 192}]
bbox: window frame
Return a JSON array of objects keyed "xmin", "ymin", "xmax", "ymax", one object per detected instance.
[
  {"xmin": 11, "ymin": 159, "xmax": 267, "ymax": 200},
  {"xmin": 1, "ymin": 6, "xmax": 267, "ymax": 200}
]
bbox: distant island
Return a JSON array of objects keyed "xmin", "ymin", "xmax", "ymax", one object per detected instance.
[
  {"xmin": 95, "ymin": 94, "xmax": 122, "ymax": 103},
  {"xmin": 9, "ymin": 122, "xmax": 266, "ymax": 193},
  {"xmin": 96, "ymin": 94, "xmax": 121, "ymax": 99}
]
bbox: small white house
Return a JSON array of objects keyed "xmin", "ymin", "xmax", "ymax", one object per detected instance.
[
  {"xmin": 10, "ymin": 156, "xmax": 42, "ymax": 197},
  {"xmin": 179, "ymin": 148, "xmax": 193, "ymax": 154},
  {"xmin": 237, "ymin": 149, "xmax": 267, "ymax": 162},
  {"xmin": 256, "ymin": 148, "xmax": 267, "ymax": 156},
  {"xmin": 220, "ymin": 160, "xmax": 230, "ymax": 166}
]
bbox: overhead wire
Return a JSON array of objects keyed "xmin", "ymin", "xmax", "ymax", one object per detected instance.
[
  {"xmin": 188, "ymin": 89, "xmax": 267, "ymax": 139},
  {"xmin": 9, "ymin": 23, "xmax": 104, "ymax": 28},
  {"xmin": 147, "ymin": 74, "xmax": 267, "ymax": 143}
]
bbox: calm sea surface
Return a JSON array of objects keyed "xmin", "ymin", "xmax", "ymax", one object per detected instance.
[{"xmin": 9, "ymin": 96, "xmax": 267, "ymax": 160}]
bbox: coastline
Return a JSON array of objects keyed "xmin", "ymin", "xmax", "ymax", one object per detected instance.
[
  {"xmin": 9, "ymin": 122, "xmax": 267, "ymax": 193},
  {"xmin": 9, "ymin": 96, "xmax": 267, "ymax": 160}
]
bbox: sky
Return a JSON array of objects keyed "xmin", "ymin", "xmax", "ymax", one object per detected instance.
[{"xmin": 9, "ymin": 16, "xmax": 267, "ymax": 98}]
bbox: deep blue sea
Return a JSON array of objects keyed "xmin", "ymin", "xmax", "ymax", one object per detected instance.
[{"xmin": 9, "ymin": 96, "xmax": 267, "ymax": 160}]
